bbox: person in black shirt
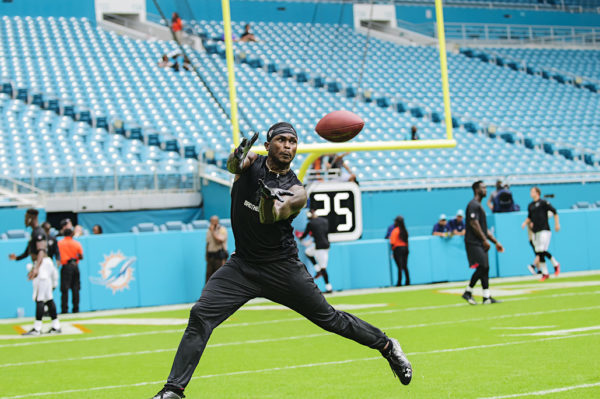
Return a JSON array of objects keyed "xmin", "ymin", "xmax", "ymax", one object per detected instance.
[
  {"xmin": 150, "ymin": 123, "xmax": 412, "ymax": 399},
  {"xmin": 521, "ymin": 187, "xmax": 560, "ymax": 281},
  {"xmin": 300, "ymin": 208, "xmax": 332, "ymax": 293},
  {"xmin": 462, "ymin": 181, "xmax": 504, "ymax": 305},
  {"xmin": 42, "ymin": 221, "xmax": 60, "ymax": 265},
  {"xmin": 8, "ymin": 209, "xmax": 60, "ymax": 335}
]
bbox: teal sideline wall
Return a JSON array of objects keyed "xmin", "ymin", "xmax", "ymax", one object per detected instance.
[
  {"xmin": 361, "ymin": 181, "xmax": 600, "ymax": 238},
  {"xmin": 0, "ymin": 208, "xmax": 47, "ymax": 234},
  {"xmin": 2, "ymin": 208, "xmax": 598, "ymax": 318}
]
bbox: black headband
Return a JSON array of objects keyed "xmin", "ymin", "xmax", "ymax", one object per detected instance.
[{"xmin": 266, "ymin": 122, "xmax": 297, "ymax": 142}]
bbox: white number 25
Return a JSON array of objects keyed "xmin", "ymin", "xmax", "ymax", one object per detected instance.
[{"xmin": 313, "ymin": 192, "xmax": 353, "ymax": 232}]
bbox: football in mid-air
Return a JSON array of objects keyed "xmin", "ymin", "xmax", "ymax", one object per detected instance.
[{"xmin": 315, "ymin": 110, "xmax": 364, "ymax": 143}]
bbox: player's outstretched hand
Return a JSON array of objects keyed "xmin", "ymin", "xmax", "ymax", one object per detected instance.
[
  {"xmin": 233, "ymin": 132, "xmax": 259, "ymax": 168},
  {"xmin": 258, "ymin": 179, "xmax": 293, "ymax": 202}
]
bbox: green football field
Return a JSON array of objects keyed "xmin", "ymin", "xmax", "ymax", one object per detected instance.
[{"xmin": 1, "ymin": 272, "xmax": 599, "ymax": 399}]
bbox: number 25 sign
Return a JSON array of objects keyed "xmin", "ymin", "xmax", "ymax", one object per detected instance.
[{"xmin": 307, "ymin": 181, "xmax": 363, "ymax": 242}]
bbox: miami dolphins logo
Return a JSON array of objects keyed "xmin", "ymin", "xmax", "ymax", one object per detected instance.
[{"xmin": 89, "ymin": 251, "xmax": 136, "ymax": 294}]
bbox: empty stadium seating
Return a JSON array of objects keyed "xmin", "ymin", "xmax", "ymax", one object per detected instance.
[
  {"xmin": 1, "ymin": 15, "xmax": 598, "ymax": 191},
  {"xmin": 482, "ymin": 48, "xmax": 600, "ymax": 82}
]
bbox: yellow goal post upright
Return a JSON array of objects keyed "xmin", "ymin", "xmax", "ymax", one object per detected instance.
[{"xmin": 221, "ymin": 0, "xmax": 455, "ymax": 182}]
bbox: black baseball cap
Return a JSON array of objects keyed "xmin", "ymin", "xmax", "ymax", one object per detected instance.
[{"xmin": 59, "ymin": 218, "xmax": 72, "ymax": 228}]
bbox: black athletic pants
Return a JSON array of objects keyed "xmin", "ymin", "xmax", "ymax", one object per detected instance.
[
  {"xmin": 60, "ymin": 262, "xmax": 80, "ymax": 313},
  {"xmin": 165, "ymin": 255, "xmax": 389, "ymax": 391},
  {"xmin": 392, "ymin": 246, "xmax": 410, "ymax": 286},
  {"xmin": 36, "ymin": 300, "xmax": 57, "ymax": 321},
  {"xmin": 466, "ymin": 244, "xmax": 489, "ymax": 290}
]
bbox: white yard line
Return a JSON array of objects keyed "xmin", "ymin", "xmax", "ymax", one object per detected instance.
[
  {"xmin": 490, "ymin": 326, "xmax": 556, "ymax": 330},
  {"xmin": 2, "ymin": 270, "xmax": 598, "ymax": 325},
  {"xmin": 1, "ymin": 295, "xmax": 599, "ymax": 348},
  {"xmin": 504, "ymin": 325, "xmax": 600, "ymax": 337},
  {"xmin": 2, "ymin": 305, "xmax": 600, "ymax": 367},
  {"xmin": 479, "ymin": 381, "xmax": 600, "ymax": 398},
  {"xmin": 1, "ymin": 332, "xmax": 599, "ymax": 399}
]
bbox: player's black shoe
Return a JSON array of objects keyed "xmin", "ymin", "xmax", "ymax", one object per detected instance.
[
  {"xmin": 461, "ymin": 291, "xmax": 477, "ymax": 305},
  {"xmin": 45, "ymin": 327, "xmax": 62, "ymax": 334},
  {"xmin": 150, "ymin": 388, "xmax": 185, "ymax": 399},
  {"xmin": 482, "ymin": 297, "xmax": 501, "ymax": 304},
  {"xmin": 381, "ymin": 338, "xmax": 412, "ymax": 385},
  {"xmin": 21, "ymin": 328, "xmax": 40, "ymax": 336}
]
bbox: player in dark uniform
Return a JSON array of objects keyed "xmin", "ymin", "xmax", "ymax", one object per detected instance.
[
  {"xmin": 8, "ymin": 209, "xmax": 60, "ymax": 335},
  {"xmin": 300, "ymin": 208, "xmax": 332, "ymax": 292},
  {"xmin": 521, "ymin": 187, "xmax": 560, "ymax": 281},
  {"xmin": 461, "ymin": 181, "xmax": 504, "ymax": 305},
  {"xmin": 150, "ymin": 123, "xmax": 412, "ymax": 399}
]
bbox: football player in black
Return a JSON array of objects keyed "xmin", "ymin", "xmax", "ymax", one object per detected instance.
[
  {"xmin": 150, "ymin": 123, "xmax": 412, "ymax": 399},
  {"xmin": 521, "ymin": 187, "xmax": 560, "ymax": 281},
  {"xmin": 300, "ymin": 208, "xmax": 332, "ymax": 293},
  {"xmin": 462, "ymin": 181, "xmax": 505, "ymax": 305},
  {"xmin": 8, "ymin": 209, "xmax": 60, "ymax": 335}
]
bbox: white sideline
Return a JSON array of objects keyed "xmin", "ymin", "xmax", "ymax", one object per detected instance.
[
  {"xmin": 0, "ymin": 290, "xmax": 598, "ymax": 348},
  {"xmin": 1, "ymin": 332, "xmax": 599, "ymax": 399},
  {"xmin": 2, "ymin": 304, "xmax": 600, "ymax": 367},
  {"xmin": 479, "ymin": 382, "xmax": 600, "ymax": 398},
  {"xmin": 1, "ymin": 270, "xmax": 598, "ymax": 325}
]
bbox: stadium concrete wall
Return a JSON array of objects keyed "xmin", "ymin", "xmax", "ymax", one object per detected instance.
[
  {"xmin": 145, "ymin": 1, "xmax": 599, "ymax": 27},
  {"xmin": 2, "ymin": 208, "xmax": 599, "ymax": 318},
  {"xmin": 146, "ymin": 0, "xmax": 354, "ymax": 25},
  {"xmin": 0, "ymin": 0, "xmax": 95, "ymax": 19},
  {"xmin": 396, "ymin": 5, "xmax": 600, "ymax": 26}
]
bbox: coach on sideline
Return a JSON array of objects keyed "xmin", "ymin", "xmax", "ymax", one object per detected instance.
[{"xmin": 57, "ymin": 228, "xmax": 83, "ymax": 314}]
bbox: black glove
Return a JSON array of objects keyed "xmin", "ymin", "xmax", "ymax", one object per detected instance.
[
  {"xmin": 258, "ymin": 179, "xmax": 293, "ymax": 202},
  {"xmin": 233, "ymin": 132, "xmax": 259, "ymax": 169}
]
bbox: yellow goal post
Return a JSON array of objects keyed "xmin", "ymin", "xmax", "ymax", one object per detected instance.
[{"xmin": 221, "ymin": 0, "xmax": 456, "ymax": 182}]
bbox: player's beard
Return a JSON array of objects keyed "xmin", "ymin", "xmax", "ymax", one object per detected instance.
[{"xmin": 268, "ymin": 149, "xmax": 294, "ymax": 171}]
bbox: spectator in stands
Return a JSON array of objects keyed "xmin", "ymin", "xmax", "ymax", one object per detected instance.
[
  {"xmin": 158, "ymin": 54, "xmax": 173, "ymax": 69},
  {"xmin": 432, "ymin": 214, "xmax": 451, "ymax": 237},
  {"xmin": 42, "ymin": 222, "xmax": 60, "ymax": 265},
  {"xmin": 448, "ymin": 210, "xmax": 466, "ymax": 236},
  {"xmin": 491, "ymin": 184, "xmax": 520, "ymax": 213},
  {"xmin": 73, "ymin": 225, "xmax": 84, "ymax": 237},
  {"xmin": 487, "ymin": 180, "xmax": 503, "ymax": 212},
  {"xmin": 57, "ymin": 228, "xmax": 83, "ymax": 314},
  {"xmin": 92, "ymin": 224, "xmax": 103, "ymax": 235},
  {"xmin": 182, "ymin": 56, "xmax": 193, "ymax": 72},
  {"xmin": 389, "ymin": 216, "xmax": 410, "ymax": 286},
  {"xmin": 171, "ymin": 12, "xmax": 183, "ymax": 42},
  {"xmin": 410, "ymin": 125, "xmax": 419, "ymax": 141},
  {"xmin": 326, "ymin": 153, "xmax": 357, "ymax": 183},
  {"xmin": 205, "ymin": 216, "xmax": 228, "ymax": 282},
  {"xmin": 239, "ymin": 23, "xmax": 257, "ymax": 43}
]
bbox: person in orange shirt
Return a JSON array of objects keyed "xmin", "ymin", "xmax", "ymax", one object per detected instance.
[
  {"xmin": 171, "ymin": 12, "xmax": 183, "ymax": 42},
  {"xmin": 57, "ymin": 228, "xmax": 83, "ymax": 313},
  {"xmin": 389, "ymin": 216, "xmax": 410, "ymax": 286}
]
